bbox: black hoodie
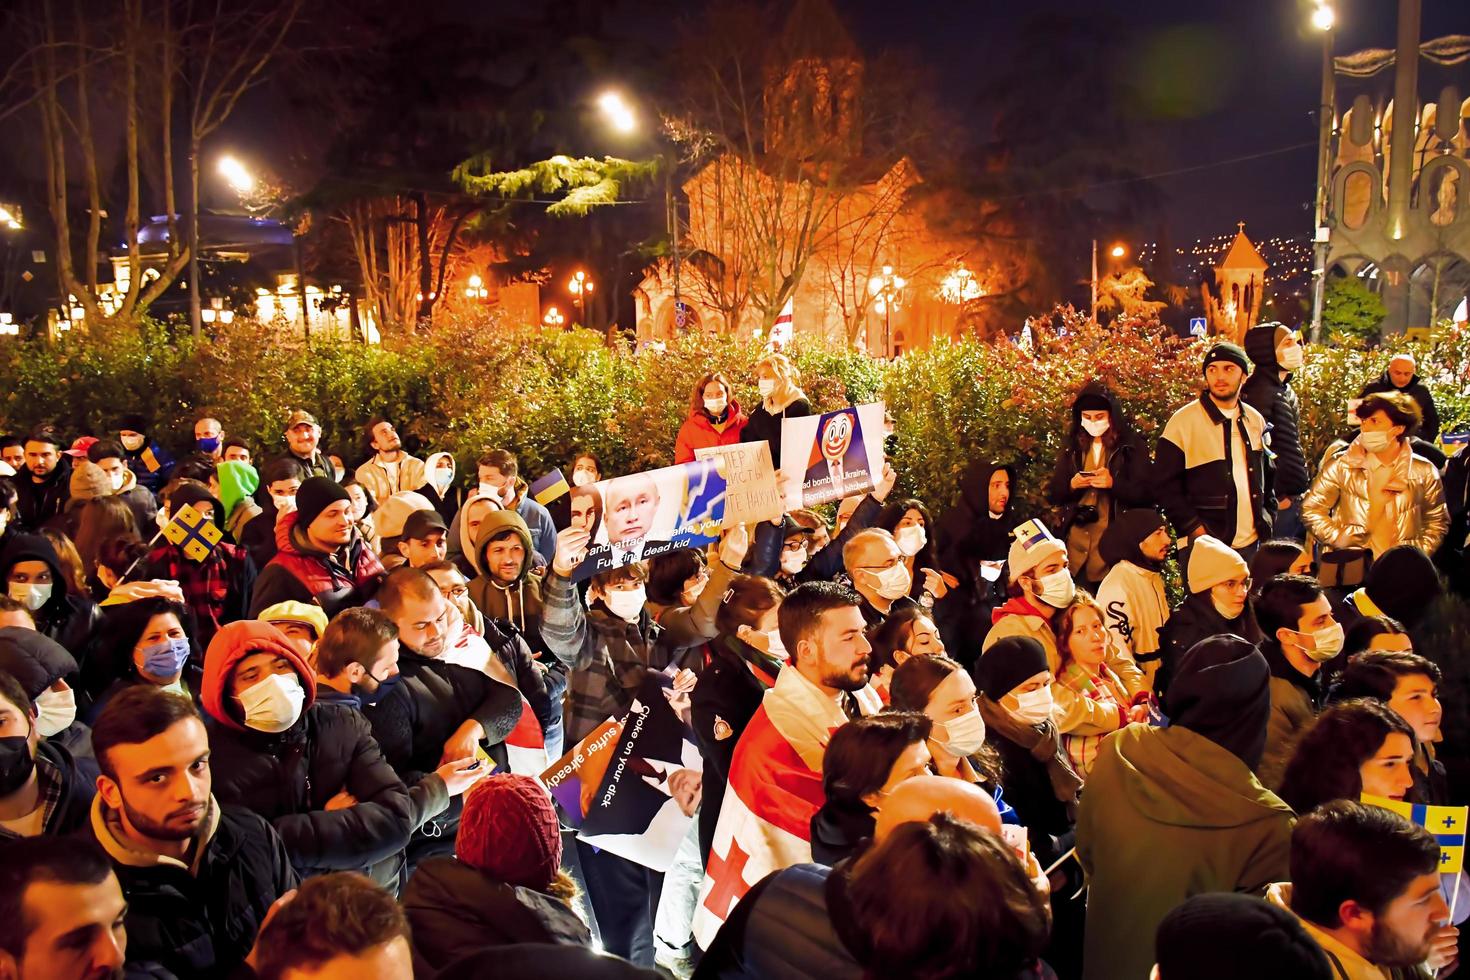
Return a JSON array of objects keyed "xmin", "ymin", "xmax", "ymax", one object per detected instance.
[
  {"xmin": 1241, "ymin": 324, "xmax": 1308, "ymax": 500},
  {"xmin": 0, "ymin": 532, "xmax": 101, "ymax": 659},
  {"xmin": 1047, "ymin": 380, "xmax": 1154, "ymax": 521},
  {"xmin": 936, "ymin": 458, "xmax": 1020, "ymax": 573}
]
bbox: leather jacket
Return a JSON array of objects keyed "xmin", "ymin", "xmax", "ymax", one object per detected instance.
[{"xmin": 1302, "ymin": 438, "xmax": 1448, "ymax": 556}]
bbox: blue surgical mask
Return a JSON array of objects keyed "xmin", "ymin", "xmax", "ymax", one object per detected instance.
[
  {"xmin": 197, "ymin": 436, "xmax": 221, "ymax": 454},
  {"xmin": 358, "ymin": 670, "xmax": 402, "ymax": 707},
  {"xmin": 140, "ymin": 636, "xmax": 191, "ymax": 680}
]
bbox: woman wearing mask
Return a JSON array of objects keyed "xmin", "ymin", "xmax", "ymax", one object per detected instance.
[
  {"xmin": 874, "ymin": 498, "xmax": 953, "ymax": 607},
  {"xmin": 1278, "ymin": 698, "xmax": 1416, "ymax": 813},
  {"xmin": 808, "ymin": 712, "xmax": 934, "ymax": 866},
  {"xmin": 0, "ymin": 625, "xmax": 91, "ymax": 760},
  {"xmin": 1155, "ymin": 535, "xmax": 1262, "ymax": 695},
  {"xmin": 70, "ymin": 498, "xmax": 140, "ymax": 599},
  {"xmin": 889, "ymin": 653, "xmax": 1016, "ymax": 825},
  {"xmin": 549, "ymin": 452, "xmax": 602, "ymax": 531},
  {"xmin": 691, "ymin": 573, "xmax": 784, "ymax": 861},
  {"xmin": 1047, "ymin": 382, "xmax": 1153, "ymax": 593},
  {"xmin": 341, "ymin": 477, "xmax": 378, "ymax": 552},
  {"xmin": 419, "ymin": 451, "xmax": 464, "ymax": 526},
  {"xmin": 1303, "ymin": 392, "xmax": 1448, "ymax": 587},
  {"xmin": 1054, "ymin": 593, "xmax": 1149, "ymax": 778},
  {"xmin": 673, "ymin": 371, "xmax": 747, "ymax": 463},
  {"xmin": 0, "ymin": 532, "xmax": 101, "ymax": 659},
  {"xmin": 742, "ymin": 353, "xmax": 810, "ymax": 459},
  {"xmin": 867, "ymin": 604, "xmax": 946, "ymax": 703},
  {"xmin": 83, "ymin": 596, "xmax": 201, "ymax": 718}
]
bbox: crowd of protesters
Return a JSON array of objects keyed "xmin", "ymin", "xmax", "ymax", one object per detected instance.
[{"xmin": 0, "ymin": 334, "xmax": 1467, "ymax": 980}]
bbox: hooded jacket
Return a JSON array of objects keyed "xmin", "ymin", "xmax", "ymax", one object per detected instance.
[
  {"xmin": 0, "ymin": 625, "xmax": 94, "ymax": 760},
  {"xmin": 0, "ymin": 532, "xmax": 101, "ymax": 657},
  {"xmin": 1046, "ymin": 381, "xmax": 1154, "ymax": 520},
  {"xmin": 1361, "ymin": 368, "xmax": 1441, "ymax": 443},
  {"xmin": 216, "ymin": 461, "xmax": 263, "ymax": 542},
  {"xmin": 89, "ymin": 793, "xmax": 298, "ymax": 979},
  {"xmin": 13, "ymin": 454, "xmax": 72, "ymax": 529},
  {"xmin": 937, "ymin": 459, "xmax": 1020, "ymax": 572},
  {"xmin": 418, "ymin": 451, "xmax": 465, "ymax": 525},
  {"xmin": 1241, "ymin": 324, "xmax": 1309, "ymax": 500},
  {"xmin": 674, "ymin": 398, "xmax": 749, "ymax": 464},
  {"xmin": 468, "ymin": 509, "xmax": 545, "ymax": 643},
  {"xmin": 248, "ymin": 510, "xmax": 385, "ymax": 618},
  {"xmin": 201, "ymin": 621, "xmax": 414, "ymax": 887},
  {"xmin": 402, "ymin": 856, "xmax": 591, "ymax": 976},
  {"xmin": 1077, "ymin": 723, "xmax": 1295, "ymax": 980}
]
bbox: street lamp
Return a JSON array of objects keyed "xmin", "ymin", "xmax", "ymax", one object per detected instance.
[
  {"xmin": 569, "ymin": 270, "xmax": 594, "ymax": 324},
  {"xmin": 543, "ymin": 306, "xmax": 566, "ymax": 329},
  {"xmin": 1109, "ymin": 244, "xmax": 1128, "ymax": 259},
  {"xmin": 0, "ymin": 204, "xmax": 20, "ymax": 230},
  {"xmin": 218, "ymin": 155, "xmax": 255, "ymax": 195},
  {"xmin": 867, "ymin": 264, "xmax": 906, "ymax": 356},
  {"xmin": 1090, "ymin": 240, "xmax": 1129, "ymax": 324},
  {"xmin": 1309, "ymin": 2, "xmax": 1336, "ymax": 343},
  {"xmin": 597, "ymin": 92, "xmax": 637, "ymax": 134},
  {"xmin": 464, "ymin": 273, "xmax": 488, "ymax": 300}
]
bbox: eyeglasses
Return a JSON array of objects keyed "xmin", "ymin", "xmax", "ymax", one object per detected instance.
[
  {"xmin": 440, "ymin": 586, "xmax": 469, "ymax": 601},
  {"xmin": 855, "ymin": 556, "xmax": 905, "ymax": 573},
  {"xmin": 1218, "ymin": 576, "xmax": 1252, "ymax": 593}
]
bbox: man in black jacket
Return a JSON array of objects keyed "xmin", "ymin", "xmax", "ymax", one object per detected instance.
[
  {"xmin": 87, "ymin": 684, "xmax": 298, "ymax": 979},
  {"xmin": 1243, "ymin": 323, "xmax": 1310, "ymax": 541},
  {"xmin": 0, "ymin": 670, "xmax": 95, "ymax": 840},
  {"xmin": 200, "ymin": 620, "xmax": 415, "ymax": 891},
  {"xmin": 1360, "ymin": 352, "xmax": 1441, "ymax": 443},
  {"xmin": 13, "ymin": 427, "xmax": 71, "ymax": 530}
]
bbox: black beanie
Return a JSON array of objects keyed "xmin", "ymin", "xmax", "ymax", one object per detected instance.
[
  {"xmin": 1155, "ymin": 893, "xmax": 1332, "ymax": 980},
  {"xmin": 1202, "ymin": 342, "xmax": 1250, "ymax": 374},
  {"xmin": 168, "ymin": 482, "xmax": 224, "ymax": 531},
  {"xmin": 1099, "ymin": 508, "xmax": 1166, "ymax": 567},
  {"xmin": 295, "ymin": 476, "xmax": 351, "ymax": 529},
  {"xmin": 1163, "ymin": 634, "xmax": 1271, "ymax": 771},
  {"xmin": 117, "ymin": 413, "xmax": 148, "ymax": 434},
  {"xmin": 976, "ymin": 636, "xmax": 1049, "ymax": 700},
  {"xmin": 1364, "ymin": 545, "xmax": 1443, "ymax": 627}
]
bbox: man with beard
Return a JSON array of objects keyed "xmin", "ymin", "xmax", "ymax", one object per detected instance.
[
  {"xmin": 249, "ymin": 477, "xmax": 385, "ymax": 618},
  {"xmin": 276, "ymin": 409, "xmax": 335, "ymax": 482},
  {"xmin": 1270, "ymin": 800, "xmax": 1458, "ymax": 977},
  {"xmin": 692, "ymin": 581, "xmax": 883, "ymax": 950},
  {"xmin": 86, "ymin": 685, "xmax": 297, "ymax": 978},
  {"xmin": 1156, "ymin": 342, "xmax": 1272, "ymax": 562},
  {"xmin": 0, "ymin": 837, "xmax": 127, "ymax": 980},
  {"xmin": 13, "ymin": 427, "xmax": 71, "ymax": 530},
  {"xmin": 355, "ymin": 418, "xmax": 425, "ymax": 504}
]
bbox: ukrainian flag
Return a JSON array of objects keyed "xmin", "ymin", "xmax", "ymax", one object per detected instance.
[
  {"xmin": 530, "ymin": 468, "xmax": 571, "ymax": 506},
  {"xmin": 1362, "ymin": 794, "xmax": 1468, "ymax": 873},
  {"xmin": 162, "ymin": 503, "xmax": 224, "ymax": 563}
]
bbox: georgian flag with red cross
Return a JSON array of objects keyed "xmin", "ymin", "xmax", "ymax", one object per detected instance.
[{"xmin": 691, "ymin": 665, "xmax": 881, "ymax": 949}]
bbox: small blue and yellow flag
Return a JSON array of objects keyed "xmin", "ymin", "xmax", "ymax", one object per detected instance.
[
  {"xmin": 162, "ymin": 503, "xmax": 223, "ymax": 563},
  {"xmin": 530, "ymin": 468, "xmax": 571, "ymax": 507},
  {"xmin": 1362, "ymin": 794, "xmax": 1469, "ymax": 873},
  {"xmin": 140, "ymin": 442, "xmax": 173, "ymax": 474}
]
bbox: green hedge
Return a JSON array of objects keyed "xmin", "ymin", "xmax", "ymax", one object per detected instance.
[{"xmin": 2, "ymin": 315, "xmax": 1466, "ymax": 520}]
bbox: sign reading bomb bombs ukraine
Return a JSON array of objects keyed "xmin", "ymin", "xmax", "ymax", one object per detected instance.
[{"xmin": 780, "ymin": 402, "xmax": 886, "ymax": 509}]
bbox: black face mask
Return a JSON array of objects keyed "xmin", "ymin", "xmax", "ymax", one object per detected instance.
[
  {"xmin": 357, "ymin": 670, "xmax": 403, "ymax": 707},
  {"xmin": 0, "ymin": 729, "xmax": 35, "ymax": 796}
]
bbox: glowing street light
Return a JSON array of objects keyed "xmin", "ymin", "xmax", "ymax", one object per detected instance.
[
  {"xmin": 1311, "ymin": 4, "xmax": 1335, "ymax": 32},
  {"xmin": 0, "ymin": 204, "xmax": 21, "ymax": 230},
  {"xmin": 543, "ymin": 306, "xmax": 566, "ymax": 329},
  {"xmin": 597, "ymin": 91, "xmax": 637, "ymax": 134},
  {"xmin": 464, "ymin": 273, "xmax": 488, "ymax": 300},
  {"xmin": 939, "ymin": 263, "xmax": 984, "ymax": 304},
  {"xmin": 1109, "ymin": 243, "xmax": 1128, "ymax": 259},
  {"xmin": 218, "ymin": 155, "xmax": 255, "ymax": 195},
  {"xmin": 867, "ymin": 264, "xmax": 906, "ymax": 356},
  {"xmin": 569, "ymin": 270, "xmax": 594, "ymax": 323}
]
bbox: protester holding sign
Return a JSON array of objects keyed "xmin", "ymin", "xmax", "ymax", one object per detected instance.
[{"xmin": 675, "ymin": 372, "xmax": 748, "ymax": 464}]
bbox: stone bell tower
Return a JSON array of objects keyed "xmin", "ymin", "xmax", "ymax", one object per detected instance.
[{"xmin": 1203, "ymin": 222, "xmax": 1268, "ymax": 343}]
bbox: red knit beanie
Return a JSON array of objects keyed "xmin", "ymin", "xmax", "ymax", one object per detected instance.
[{"xmin": 456, "ymin": 773, "xmax": 562, "ymax": 890}]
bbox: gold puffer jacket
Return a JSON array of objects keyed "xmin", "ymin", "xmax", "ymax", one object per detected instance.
[{"xmin": 1302, "ymin": 438, "xmax": 1448, "ymax": 555}]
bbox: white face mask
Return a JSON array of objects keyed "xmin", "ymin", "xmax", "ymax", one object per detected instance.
[
  {"xmin": 1010, "ymin": 686, "xmax": 1054, "ymax": 726},
  {"xmin": 865, "ymin": 563, "xmax": 912, "ymax": 600},
  {"xmin": 35, "ymin": 686, "xmax": 77, "ymax": 737},
  {"xmin": 1035, "ymin": 569, "xmax": 1076, "ymax": 608},
  {"xmin": 332, "ymin": 468, "xmax": 345, "ymax": 482},
  {"xmin": 272, "ymin": 494, "xmax": 297, "ymax": 514},
  {"xmin": 120, "ymin": 434, "xmax": 146, "ymax": 452},
  {"xmin": 1277, "ymin": 344, "xmax": 1304, "ymax": 371},
  {"xmin": 8, "ymin": 582, "xmax": 51, "ymax": 611},
  {"xmin": 1295, "ymin": 622, "xmax": 1345, "ymax": 663},
  {"xmin": 572, "ymin": 469, "xmax": 597, "ymax": 488},
  {"xmin": 1358, "ymin": 430, "xmax": 1395, "ymax": 453},
  {"xmin": 780, "ymin": 547, "xmax": 808, "ymax": 574},
  {"xmin": 109, "ymin": 470, "xmax": 126, "ymax": 491},
  {"xmin": 763, "ymin": 629, "xmax": 789, "ymax": 661},
  {"xmin": 937, "ymin": 707, "xmax": 986, "ymax": 757},
  {"xmin": 894, "ymin": 525, "xmax": 927, "ymax": 557},
  {"xmin": 430, "ymin": 468, "xmax": 454, "ymax": 492},
  {"xmin": 1080, "ymin": 417, "xmax": 1110, "ymax": 438},
  {"xmin": 604, "ymin": 586, "xmax": 647, "ymax": 623},
  {"xmin": 1211, "ymin": 593, "xmax": 1246, "ymax": 620},
  {"xmin": 757, "ymin": 379, "xmax": 776, "ymax": 398},
  {"xmin": 704, "ymin": 397, "xmax": 728, "ymax": 416},
  {"xmin": 237, "ymin": 672, "xmax": 306, "ymax": 734}
]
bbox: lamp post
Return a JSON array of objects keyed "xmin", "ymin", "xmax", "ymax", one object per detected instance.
[
  {"xmin": 464, "ymin": 273, "xmax": 488, "ymax": 301},
  {"xmin": 867, "ymin": 264, "xmax": 906, "ymax": 357},
  {"xmin": 1309, "ymin": 2, "xmax": 1336, "ymax": 343},
  {"xmin": 543, "ymin": 306, "xmax": 566, "ymax": 329},
  {"xmin": 218, "ymin": 154, "xmax": 308, "ymax": 333},
  {"xmin": 597, "ymin": 89, "xmax": 682, "ymax": 319},
  {"xmin": 1090, "ymin": 241, "xmax": 1129, "ymax": 324},
  {"xmin": 569, "ymin": 270, "xmax": 594, "ymax": 325}
]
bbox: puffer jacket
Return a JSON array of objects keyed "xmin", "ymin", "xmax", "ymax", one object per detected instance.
[
  {"xmin": 247, "ymin": 510, "xmax": 385, "ymax": 617},
  {"xmin": 1241, "ymin": 323, "xmax": 1309, "ymax": 500},
  {"xmin": 674, "ymin": 399, "xmax": 749, "ymax": 463},
  {"xmin": 1302, "ymin": 437, "xmax": 1448, "ymax": 557},
  {"xmin": 201, "ymin": 621, "xmax": 414, "ymax": 888}
]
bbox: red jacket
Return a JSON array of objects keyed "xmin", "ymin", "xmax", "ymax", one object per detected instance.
[
  {"xmin": 201, "ymin": 620, "xmax": 317, "ymax": 730},
  {"xmin": 674, "ymin": 400, "xmax": 749, "ymax": 463},
  {"xmin": 247, "ymin": 512, "xmax": 386, "ymax": 618}
]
